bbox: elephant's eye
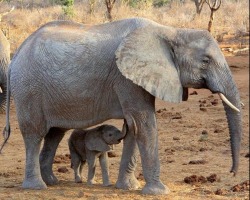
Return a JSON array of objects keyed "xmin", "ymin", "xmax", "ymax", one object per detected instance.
[
  {"xmin": 202, "ymin": 57, "xmax": 210, "ymax": 64},
  {"xmin": 202, "ymin": 57, "xmax": 210, "ymax": 68},
  {"xmin": 109, "ymin": 133, "xmax": 112, "ymax": 137}
]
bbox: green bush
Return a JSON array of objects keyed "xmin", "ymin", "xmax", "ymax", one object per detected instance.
[
  {"xmin": 153, "ymin": 0, "xmax": 170, "ymax": 7},
  {"xmin": 124, "ymin": 0, "xmax": 170, "ymax": 8},
  {"xmin": 56, "ymin": 0, "xmax": 74, "ymax": 17},
  {"xmin": 126, "ymin": 0, "xmax": 153, "ymax": 8}
]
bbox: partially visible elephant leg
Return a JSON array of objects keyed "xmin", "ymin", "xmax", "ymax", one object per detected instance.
[
  {"xmin": 115, "ymin": 84, "xmax": 169, "ymax": 194},
  {"xmin": 40, "ymin": 128, "xmax": 66, "ymax": 185},
  {"xmin": 136, "ymin": 114, "xmax": 169, "ymax": 195},
  {"xmin": 22, "ymin": 134, "xmax": 47, "ymax": 189},
  {"xmin": 115, "ymin": 126, "xmax": 140, "ymax": 190},
  {"xmin": 86, "ymin": 153, "xmax": 97, "ymax": 185}
]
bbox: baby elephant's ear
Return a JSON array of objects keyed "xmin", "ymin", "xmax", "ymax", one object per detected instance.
[
  {"xmin": 85, "ymin": 131, "xmax": 111, "ymax": 152},
  {"xmin": 116, "ymin": 25, "xmax": 183, "ymax": 103}
]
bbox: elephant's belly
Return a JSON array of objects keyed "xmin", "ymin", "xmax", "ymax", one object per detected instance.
[{"xmin": 44, "ymin": 93, "xmax": 124, "ymax": 129}]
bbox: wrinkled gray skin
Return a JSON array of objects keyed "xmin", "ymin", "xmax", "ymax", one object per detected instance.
[
  {"xmin": 68, "ymin": 125, "xmax": 124, "ymax": 186},
  {"xmin": 2, "ymin": 18, "xmax": 242, "ymax": 195},
  {"xmin": 0, "ymin": 30, "xmax": 10, "ymax": 111}
]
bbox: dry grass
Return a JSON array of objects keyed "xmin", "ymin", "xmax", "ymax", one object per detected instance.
[{"xmin": 0, "ymin": 0, "xmax": 249, "ymax": 54}]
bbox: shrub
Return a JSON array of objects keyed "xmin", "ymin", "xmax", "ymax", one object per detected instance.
[
  {"xmin": 153, "ymin": 0, "xmax": 170, "ymax": 7},
  {"xmin": 57, "ymin": 0, "xmax": 74, "ymax": 17}
]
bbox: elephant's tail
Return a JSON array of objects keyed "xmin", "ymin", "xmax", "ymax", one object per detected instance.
[
  {"xmin": 0, "ymin": 68, "xmax": 11, "ymax": 153},
  {"xmin": 0, "ymin": 62, "xmax": 8, "ymax": 111}
]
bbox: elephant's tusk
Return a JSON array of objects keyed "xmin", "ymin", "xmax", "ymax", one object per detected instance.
[
  {"xmin": 218, "ymin": 93, "xmax": 240, "ymax": 113},
  {"xmin": 0, "ymin": 87, "xmax": 2, "ymax": 93},
  {"xmin": 240, "ymin": 102, "xmax": 244, "ymax": 107}
]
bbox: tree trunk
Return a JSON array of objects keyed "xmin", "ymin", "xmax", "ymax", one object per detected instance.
[{"xmin": 207, "ymin": 10, "xmax": 214, "ymax": 32}]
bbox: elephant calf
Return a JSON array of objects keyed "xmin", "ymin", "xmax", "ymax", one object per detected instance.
[{"xmin": 68, "ymin": 125, "xmax": 124, "ymax": 186}]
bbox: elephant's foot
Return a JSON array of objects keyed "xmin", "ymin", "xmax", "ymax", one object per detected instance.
[
  {"xmin": 115, "ymin": 174, "xmax": 141, "ymax": 190},
  {"xmin": 87, "ymin": 180, "xmax": 96, "ymax": 185},
  {"xmin": 141, "ymin": 181, "xmax": 170, "ymax": 195},
  {"xmin": 41, "ymin": 171, "xmax": 59, "ymax": 186},
  {"xmin": 22, "ymin": 177, "xmax": 47, "ymax": 190},
  {"xmin": 103, "ymin": 181, "xmax": 112, "ymax": 187},
  {"xmin": 75, "ymin": 177, "xmax": 82, "ymax": 183}
]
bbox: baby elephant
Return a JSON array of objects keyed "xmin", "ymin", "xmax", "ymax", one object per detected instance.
[{"xmin": 68, "ymin": 125, "xmax": 124, "ymax": 186}]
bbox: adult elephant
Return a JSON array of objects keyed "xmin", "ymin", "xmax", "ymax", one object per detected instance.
[
  {"xmin": 1, "ymin": 18, "xmax": 242, "ymax": 195},
  {"xmin": 0, "ymin": 30, "xmax": 10, "ymax": 110}
]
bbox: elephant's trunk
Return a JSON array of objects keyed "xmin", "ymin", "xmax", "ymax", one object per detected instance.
[
  {"xmin": 221, "ymin": 88, "xmax": 242, "ymax": 175},
  {"xmin": 207, "ymin": 65, "xmax": 242, "ymax": 175},
  {"xmin": 215, "ymin": 70, "xmax": 242, "ymax": 175}
]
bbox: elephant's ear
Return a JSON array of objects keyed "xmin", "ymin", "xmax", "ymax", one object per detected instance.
[
  {"xmin": 115, "ymin": 26, "xmax": 183, "ymax": 103},
  {"xmin": 85, "ymin": 130, "xmax": 111, "ymax": 152}
]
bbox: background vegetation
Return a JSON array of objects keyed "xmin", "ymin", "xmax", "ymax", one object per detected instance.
[{"xmin": 0, "ymin": 0, "xmax": 249, "ymax": 54}]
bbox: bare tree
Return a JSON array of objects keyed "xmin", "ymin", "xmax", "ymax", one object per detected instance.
[
  {"xmin": 105, "ymin": 0, "xmax": 116, "ymax": 22},
  {"xmin": 206, "ymin": 0, "xmax": 221, "ymax": 32},
  {"xmin": 193, "ymin": 0, "xmax": 206, "ymax": 15},
  {"xmin": 88, "ymin": 0, "xmax": 96, "ymax": 15},
  {"xmin": 0, "ymin": 6, "xmax": 14, "ymax": 22}
]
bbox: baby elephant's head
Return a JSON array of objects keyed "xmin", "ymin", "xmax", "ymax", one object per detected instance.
[{"xmin": 100, "ymin": 125, "xmax": 124, "ymax": 145}]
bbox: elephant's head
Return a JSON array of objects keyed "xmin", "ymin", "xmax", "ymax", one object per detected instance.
[
  {"xmin": 85, "ymin": 125, "xmax": 125, "ymax": 152},
  {"xmin": 115, "ymin": 23, "xmax": 242, "ymax": 175},
  {"xmin": 0, "ymin": 30, "xmax": 10, "ymax": 111}
]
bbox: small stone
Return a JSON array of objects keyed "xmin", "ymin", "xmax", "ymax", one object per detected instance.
[
  {"xmin": 184, "ymin": 175, "xmax": 207, "ymax": 184},
  {"xmin": 58, "ymin": 166, "xmax": 68, "ymax": 173},
  {"xmin": 173, "ymin": 136, "xmax": 180, "ymax": 141},
  {"xmin": 207, "ymin": 174, "xmax": 218, "ymax": 183},
  {"xmin": 199, "ymin": 147, "xmax": 207, "ymax": 152},
  {"xmin": 231, "ymin": 180, "xmax": 249, "ymax": 192},
  {"xmin": 65, "ymin": 154, "xmax": 71, "ymax": 159},
  {"xmin": 199, "ymin": 132, "xmax": 208, "ymax": 141},
  {"xmin": 214, "ymin": 129, "xmax": 223, "ymax": 133},
  {"xmin": 200, "ymin": 107, "xmax": 207, "ymax": 112},
  {"xmin": 231, "ymin": 184, "xmax": 242, "ymax": 192},
  {"xmin": 190, "ymin": 91, "xmax": 198, "ymax": 95},
  {"xmin": 108, "ymin": 151, "xmax": 117, "ymax": 157},
  {"xmin": 189, "ymin": 160, "xmax": 207, "ymax": 165},
  {"xmin": 77, "ymin": 191, "xmax": 84, "ymax": 198},
  {"xmin": 211, "ymin": 99, "xmax": 219, "ymax": 106},
  {"xmin": 215, "ymin": 188, "xmax": 228, "ymax": 195},
  {"xmin": 172, "ymin": 112, "xmax": 182, "ymax": 119},
  {"xmin": 166, "ymin": 158, "xmax": 175, "ymax": 163},
  {"xmin": 200, "ymin": 99, "xmax": 207, "ymax": 103},
  {"xmin": 137, "ymin": 172, "xmax": 144, "ymax": 180}
]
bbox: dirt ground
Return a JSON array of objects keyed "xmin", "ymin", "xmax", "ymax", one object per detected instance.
[{"xmin": 0, "ymin": 55, "xmax": 249, "ymax": 200}]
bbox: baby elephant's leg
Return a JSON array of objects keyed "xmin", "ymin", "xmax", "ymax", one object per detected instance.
[
  {"xmin": 87, "ymin": 152, "xmax": 97, "ymax": 185},
  {"xmin": 69, "ymin": 149, "xmax": 83, "ymax": 183},
  {"xmin": 99, "ymin": 152, "xmax": 111, "ymax": 186}
]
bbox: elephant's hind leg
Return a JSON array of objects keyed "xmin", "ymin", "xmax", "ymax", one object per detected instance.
[
  {"xmin": 22, "ymin": 134, "xmax": 47, "ymax": 189},
  {"xmin": 40, "ymin": 128, "xmax": 66, "ymax": 185}
]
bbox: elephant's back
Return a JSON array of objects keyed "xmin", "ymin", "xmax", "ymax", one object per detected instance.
[
  {"xmin": 10, "ymin": 17, "xmax": 154, "ymax": 71},
  {"xmin": 9, "ymin": 17, "xmax": 155, "ymax": 103}
]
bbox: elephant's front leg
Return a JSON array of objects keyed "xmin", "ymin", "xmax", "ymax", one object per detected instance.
[
  {"xmin": 86, "ymin": 152, "xmax": 97, "ymax": 185},
  {"xmin": 99, "ymin": 153, "xmax": 111, "ymax": 186},
  {"xmin": 115, "ymin": 128, "xmax": 140, "ymax": 190},
  {"xmin": 136, "ymin": 114, "xmax": 169, "ymax": 195},
  {"xmin": 39, "ymin": 128, "xmax": 65, "ymax": 185}
]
